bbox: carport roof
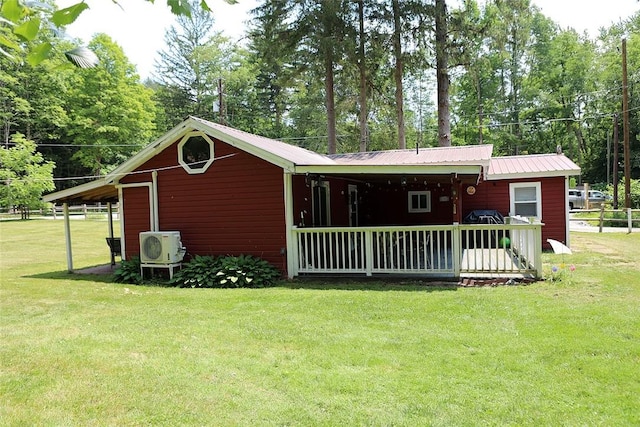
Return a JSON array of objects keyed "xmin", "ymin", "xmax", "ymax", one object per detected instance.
[{"xmin": 43, "ymin": 179, "xmax": 117, "ymax": 204}]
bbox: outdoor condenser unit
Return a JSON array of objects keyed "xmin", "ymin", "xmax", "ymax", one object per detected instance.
[{"xmin": 139, "ymin": 231, "xmax": 186, "ymax": 264}]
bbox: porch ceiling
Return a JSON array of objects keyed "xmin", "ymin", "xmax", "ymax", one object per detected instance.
[
  {"xmin": 43, "ymin": 179, "xmax": 118, "ymax": 204},
  {"xmin": 294, "ymin": 164, "xmax": 484, "ymax": 178},
  {"xmin": 315, "ymin": 172, "xmax": 481, "ymax": 185}
]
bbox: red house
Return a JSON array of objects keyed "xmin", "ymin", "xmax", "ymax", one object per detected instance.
[{"xmin": 45, "ymin": 117, "xmax": 580, "ymax": 279}]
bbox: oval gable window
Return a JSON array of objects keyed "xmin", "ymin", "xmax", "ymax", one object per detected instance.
[{"xmin": 178, "ymin": 132, "xmax": 214, "ymax": 174}]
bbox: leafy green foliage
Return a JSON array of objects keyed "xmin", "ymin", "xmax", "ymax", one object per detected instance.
[
  {"xmin": 170, "ymin": 254, "xmax": 281, "ymax": 288},
  {"xmin": 113, "ymin": 256, "xmax": 142, "ymax": 285},
  {"xmin": 0, "ymin": 0, "xmax": 232, "ymax": 65},
  {"xmin": 0, "ymin": 134, "xmax": 55, "ymax": 218},
  {"xmin": 168, "ymin": 255, "xmax": 219, "ymax": 287},
  {"xmin": 64, "ymin": 34, "xmax": 157, "ymax": 174},
  {"xmin": 608, "ymin": 179, "xmax": 640, "ymax": 209}
]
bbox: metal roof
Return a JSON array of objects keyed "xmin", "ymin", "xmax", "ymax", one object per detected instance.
[
  {"xmin": 328, "ymin": 144, "xmax": 493, "ymax": 166},
  {"xmin": 488, "ymin": 153, "xmax": 580, "ymax": 180},
  {"xmin": 189, "ymin": 117, "xmax": 335, "ymax": 167}
]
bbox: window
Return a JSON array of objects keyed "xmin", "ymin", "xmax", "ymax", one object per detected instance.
[
  {"xmin": 408, "ymin": 191, "xmax": 431, "ymax": 213},
  {"xmin": 178, "ymin": 131, "xmax": 214, "ymax": 174},
  {"xmin": 510, "ymin": 182, "xmax": 542, "ymax": 219}
]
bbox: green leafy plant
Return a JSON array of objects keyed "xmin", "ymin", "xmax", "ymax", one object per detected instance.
[
  {"xmin": 169, "ymin": 255, "xmax": 220, "ymax": 288},
  {"xmin": 215, "ymin": 254, "xmax": 281, "ymax": 288},
  {"xmin": 170, "ymin": 254, "xmax": 281, "ymax": 288},
  {"xmin": 113, "ymin": 256, "xmax": 142, "ymax": 285}
]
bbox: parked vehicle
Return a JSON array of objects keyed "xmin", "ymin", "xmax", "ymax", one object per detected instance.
[{"xmin": 568, "ymin": 189, "xmax": 611, "ymax": 209}]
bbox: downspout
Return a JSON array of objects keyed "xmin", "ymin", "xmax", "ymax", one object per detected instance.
[{"xmin": 63, "ymin": 202, "xmax": 73, "ymax": 272}]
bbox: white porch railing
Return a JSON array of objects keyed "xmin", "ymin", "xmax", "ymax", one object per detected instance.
[{"xmin": 292, "ymin": 222, "xmax": 542, "ymax": 279}]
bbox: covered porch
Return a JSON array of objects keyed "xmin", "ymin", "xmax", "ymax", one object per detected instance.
[{"xmin": 283, "ymin": 145, "xmax": 543, "ymax": 280}]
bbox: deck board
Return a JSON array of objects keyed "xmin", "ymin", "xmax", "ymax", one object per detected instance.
[{"xmin": 461, "ymin": 248, "xmax": 521, "ymax": 272}]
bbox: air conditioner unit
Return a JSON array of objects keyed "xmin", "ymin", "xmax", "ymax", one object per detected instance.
[{"xmin": 139, "ymin": 231, "xmax": 186, "ymax": 264}]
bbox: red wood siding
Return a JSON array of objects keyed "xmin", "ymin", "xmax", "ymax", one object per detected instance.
[
  {"xmin": 120, "ymin": 136, "xmax": 287, "ymax": 273},
  {"xmin": 121, "ymin": 186, "xmax": 151, "ymax": 259},
  {"xmin": 462, "ymin": 177, "xmax": 568, "ymax": 247}
]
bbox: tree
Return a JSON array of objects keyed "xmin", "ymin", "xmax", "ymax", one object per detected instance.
[
  {"xmin": 153, "ymin": 0, "xmax": 235, "ymax": 127},
  {"xmin": 0, "ymin": 133, "xmax": 54, "ymax": 218},
  {"xmin": 64, "ymin": 34, "xmax": 156, "ymax": 175},
  {"xmin": 434, "ymin": 0, "xmax": 451, "ymax": 147},
  {"xmin": 391, "ymin": 0, "xmax": 407, "ymax": 149},
  {"xmin": 248, "ymin": 0, "xmax": 297, "ymax": 138}
]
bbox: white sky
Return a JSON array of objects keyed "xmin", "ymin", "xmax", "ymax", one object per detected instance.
[{"xmin": 56, "ymin": 0, "xmax": 639, "ymax": 80}]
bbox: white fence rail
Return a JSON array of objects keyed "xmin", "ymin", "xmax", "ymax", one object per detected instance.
[
  {"xmin": 293, "ymin": 222, "xmax": 542, "ymax": 279},
  {"xmin": 0, "ymin": 203, "xmax": 120, "ymax": 220},
  {"xmin": 569, "ymin": 206, "xmax": 639, "ymax": 233}
]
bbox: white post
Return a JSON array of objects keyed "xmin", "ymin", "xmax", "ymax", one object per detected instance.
[
  {"xmin": 118, "ymin": 187, "xmax": 126, "ymax": 260},
  {"xmin": 107, "ymin": 202, "xmax": 115, "ymax": 266},
  {"xmin": 534, "ymin": 224, "xmax": 543, "ymax": 279},
  {"xmin": 452, "ymin": 223, "xmax": 461, "ymax": 278},
  {"xmin": 365, "ymin": 229, "xmax": 373, "ymax": 276},
  {"xmin": 152, "ymin": 170, "xmax": 159, "ymax": 231},
  {"xmin": 63, "ymin": 203, "xmax": 73, "ymax": 272},
  {"xmin": 628, "ymin": 208, "xmax": 633, "ymax": 233},
  {"xmin": 284, "ymin": 172, "xmax": 296, "ymax": 278},
  {"xmin": 564, "ymin": 176, "xmax": 571, "ymax": 247},
  {"xmin": 107, "ymin": 202, "xmax": 114, "ymax": 238}
]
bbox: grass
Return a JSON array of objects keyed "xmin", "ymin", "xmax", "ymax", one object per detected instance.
[{"xmin": 1, "ymin": 219, "xmax": 639, "ymax": 425}]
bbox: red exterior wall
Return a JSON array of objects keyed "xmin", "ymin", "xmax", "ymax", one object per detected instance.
[
  {"xmin": 121, "ymin": 186, "xmax": 151, "ymax": 259},
  {"xmin": 462, "ymin": 176, "xmax": 568, "ymax": 248},
  {"xmin": 120, "ymin": 137, "xmax": 287, "ymax": 273}
]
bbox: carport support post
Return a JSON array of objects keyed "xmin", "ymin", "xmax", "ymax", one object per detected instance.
[
  {"xmin": 107, "ymin": 202, "xmax": 115, "ymax": 266},
  {"xmin": 63, "ymin": 202, "xmax": 74, "ymax": 272}
]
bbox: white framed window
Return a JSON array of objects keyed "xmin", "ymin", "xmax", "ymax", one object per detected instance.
[
  {"xmin": 408, "ymin": 191, "xmax": 431, "ymax": 213},
  {"xmin": 509, "ymin": 182, "xmax": 542, "ymax": 220},
  {"xmin": 178, "ymin": 131, "xmax": 215, "ymax": 174}
]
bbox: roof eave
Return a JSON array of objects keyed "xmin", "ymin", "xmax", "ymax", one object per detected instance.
[
  {"xmin": 294, "ymin": 164, "xmax": 484, "ymax": 175},
  {"xmin": 487, "ymin": 169, "xmax": 581, "ymax": 180},
  {"xmin": 43, "ymin": 179, "xmax": 117, "ymax": 203},
  {"xmin": 189, "ymin": 120, "xmax": 298, "ymax": 171}
]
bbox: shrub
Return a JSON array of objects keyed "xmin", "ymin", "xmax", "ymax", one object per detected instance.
[
  {"xmin": 607, "ymin": 179, "xmax": 640, "ymax": 209},
  {"xmin": 168, "ymin": 255, "xmax": 220, "ymax": 288},
  {"xmin": 170, "ymin": 254, "xmax": 281, "ymax": 288},
  {"xmin": 113, "ymin": 256, "xmax": 142, "ymax": 284}
]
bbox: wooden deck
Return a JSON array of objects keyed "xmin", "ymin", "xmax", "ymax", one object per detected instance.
[{"xmin": 291, "ymin": 223, "xmax": 542, "ymax": 279}]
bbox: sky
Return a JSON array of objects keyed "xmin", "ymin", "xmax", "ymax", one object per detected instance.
[{"xmin": 56, "ymin": 0, "xmax": 639, "ymax": 80}]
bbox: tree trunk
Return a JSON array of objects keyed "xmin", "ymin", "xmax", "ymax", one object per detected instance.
[
  {"xmin": 325, "ymin": 51, "xmax": 337, "ymax": 155},
  {"xmin": 358, "ymin": 0, "xmax": 368, "ymax": 152},
  {"xmin": 476, "ymin": 72, "xmax": 483, "ymax": 145},
  {"xmin": 435, "ymin": 0, "xmax": 451, "ymax": 147},
  {"xmin": 392, "ymin": 0, "xmax": 406, "ymax": 149}
]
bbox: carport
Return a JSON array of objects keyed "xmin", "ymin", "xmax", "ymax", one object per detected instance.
[{"xmin": 43, "ymin": 179, "xmax": 119, "ymax": 272}]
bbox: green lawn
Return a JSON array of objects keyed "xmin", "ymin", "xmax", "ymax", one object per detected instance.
[{"xmin": 1, "ymin": 219, "xmax": 639, "ymax": 425}]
